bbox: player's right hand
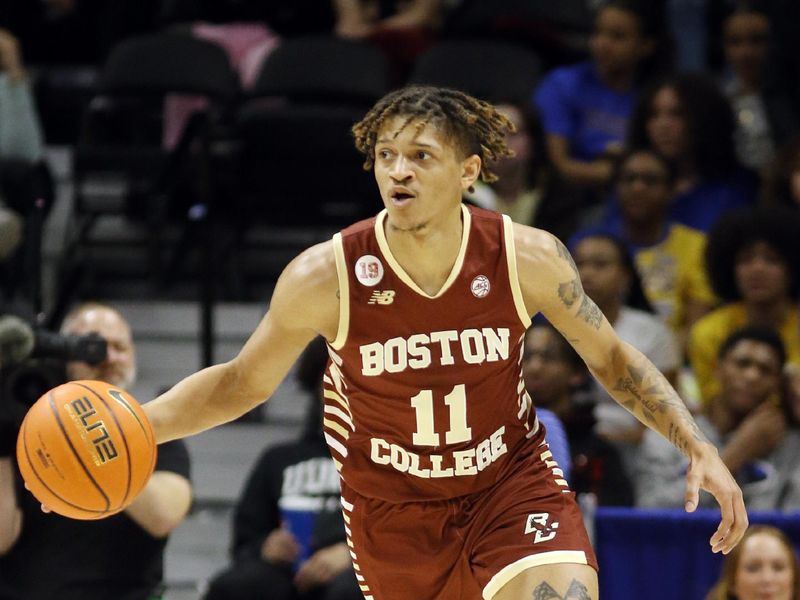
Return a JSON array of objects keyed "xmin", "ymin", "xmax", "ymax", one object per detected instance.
[{"xmin": 684, "ymin": 441, "xmax": 748, "ymax": 555}]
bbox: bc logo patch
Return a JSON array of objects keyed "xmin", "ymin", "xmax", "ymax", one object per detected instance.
[
  {"xmin": 355, "ymin": 255, "xmax": 384, "ymax": 286},
  {"xmin": 525, "ymin": 512, "xmax": 560, "ymax": 544},
  {"xmin": 471, "ymin": 275, "xmax": 491, "ymax": 298}
]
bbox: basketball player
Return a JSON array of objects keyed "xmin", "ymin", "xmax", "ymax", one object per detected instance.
[
  {"xmin": 0, "ymin": 303, "xmax": 192, "ymax": 600},
  {"xmin": 143, "ymin": 86, "xmax": 747, "ymax": 599}
]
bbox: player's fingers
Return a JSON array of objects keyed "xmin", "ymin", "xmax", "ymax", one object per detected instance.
[
  {"xmin": 40, "ymin": 503, "xmax": 51, "ymax": 513},
  {"xmin": 684, "ymin": 467, "xmax": 701, "ymax": 513},
  {"xmin": 721, "ymin": 490, "xmax": 749, "ymax": 555},
  {"xmin": 710, "ymin": 494, "xmax": 735, "ymax": 553}
]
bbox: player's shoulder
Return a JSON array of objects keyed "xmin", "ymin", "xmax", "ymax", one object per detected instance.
[
  {"xmin": 271, "ymin": 240, "xmax": 339, "ymax": 319},
  {"xmin": 509, "ymin": 222, "xmax": 560, "ymax": 265},
  {"xmin": 281, "ymin": 240, "xmax": 338, "ymax": 290}
]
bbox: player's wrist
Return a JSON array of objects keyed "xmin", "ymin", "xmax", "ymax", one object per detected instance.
[{"xmin": 688, "ymin": 439, "xmax": 718, "ymax": 461}]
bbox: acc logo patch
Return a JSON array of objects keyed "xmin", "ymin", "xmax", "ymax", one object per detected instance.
[
  {"xmin": 355, "ymin": 255, "xmax": 384, "ymax": 286},
  {"xmin": 471, "ymin": 275, "xmax": 491, "ymax": 298}
]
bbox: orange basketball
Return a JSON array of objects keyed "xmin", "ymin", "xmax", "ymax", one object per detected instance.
[{"xmin": 15, "ymin": 380, "xmax": 157, "ymax": 520}]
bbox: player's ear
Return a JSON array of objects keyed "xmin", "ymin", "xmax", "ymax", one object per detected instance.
[{"xmin": 461, "ymin": 154, "xmax": 481, "ymax": 191}]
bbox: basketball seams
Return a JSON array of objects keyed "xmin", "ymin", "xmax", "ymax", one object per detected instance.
[
  {"xmin": 105, "ymin": 387, "xmax": 157, "ymax": 479},
  {"xmin": 20, "ymin": 413, "xmax": 107, "ymax": 517},
  {"xmin": 104, "ymin": 386, "xmax": 153, "ymax": 443},
  {"xmin": 74, "ymin": 382, "xmax": 134, "ymax": 510}
]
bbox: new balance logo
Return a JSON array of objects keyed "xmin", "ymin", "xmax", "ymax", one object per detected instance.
[
  {"xmin": 525, "ymin": 512, "xmax": 559, "ymax": 544},
  {"xmin": 368, "ymin": 290, "xmax": 396, "ymax": 305}
]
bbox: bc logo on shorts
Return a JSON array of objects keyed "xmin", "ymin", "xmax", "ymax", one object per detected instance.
[{"xmin": 525, "ymin": 512, "xmax": 560, "ymax": 544}]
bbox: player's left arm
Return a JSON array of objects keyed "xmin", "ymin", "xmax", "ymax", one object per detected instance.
[
  {"xmin": 512, "ymin": 223, "xmax": 747, "ymax": 554},
  {"xmin": 124, "ymin": 471, "xmax": 192, "ymax": 538}
]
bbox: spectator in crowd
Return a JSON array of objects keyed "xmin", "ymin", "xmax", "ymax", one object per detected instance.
[
  {"xmin": 573, "ymin": 148, "xmax": 716, "ymax": 344},
  {"xmin": 523, "ymin": 321, "xmax": 634, "ymax": 506},
  {"xmin": 625, "ymin": 72, "xmax": 757, "ymax": 232},
  {"xmin": 0, "ymin": 28, "xmax": 51, "ymax": 298},
  {"xmin": 0, "ymin": 29, "xmax": 42, "ymax": 167},
  {"xmin": 761, "ymin": 134, "xmax": 800, "ymax": 208},
  {"xmin": 689, "ymin": 206, "xmax": 800, "ymax": 404},
  {"xmin": 465, "ymin": 99, "xmax": 591, "ymax": 242},
  {"xmin": 203, "ymin": 337, "xmax": 361, "ymax": 600},
  {"xmin": 637, "ymin": 326, "xmax": 799, "ymax": 510},
  {"xmin": 465, "ymin": 102, "xmax": 546, "ymax": 225},
  {"xmin": 533, "ymin": 0, "xmax": 664, "ymax": 203},
  {"xmin": 719, "ymin": 2, "xmax": 800, "ymax": 173},
  {"xmin": 0, "ymin": 303, "xmax": 193, "ymax": 600},
  {"xmin": 572, "ymin": 232, "xmax": 681, "ymax": 449},
  {"xmin": 705, "ymin": 525, "xmax": 800, "ymax": 600},
  {"xmin": 333, "ymin": 0, "xmax": 445, "ymax": 85}
]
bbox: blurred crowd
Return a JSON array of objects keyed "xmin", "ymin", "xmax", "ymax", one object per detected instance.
[{"xmin": 1, "ymin": 0, "xmax": 800, "ymax": 554}]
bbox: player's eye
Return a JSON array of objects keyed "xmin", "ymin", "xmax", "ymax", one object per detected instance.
[
  {"xmin": 415, "ymin": 151, "xmax": 430, "ymax": 160},
  {"xmin": 377, "ymin": 149, "xmax": 393, "ymax": 160}
]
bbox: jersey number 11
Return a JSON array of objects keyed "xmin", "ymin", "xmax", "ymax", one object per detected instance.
[{"xmin": 410, "ymin": 384, "xmax": 472, "ymax": 447}]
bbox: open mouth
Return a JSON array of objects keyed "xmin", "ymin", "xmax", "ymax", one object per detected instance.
[{"xmin": 390, "ymin": 190, "xmax": 415, "ymax": 206}]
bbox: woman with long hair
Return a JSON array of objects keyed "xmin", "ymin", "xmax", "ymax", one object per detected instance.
[{"xmin": 706, "ymin": 525, "xmax": 800, "ymax": 600}]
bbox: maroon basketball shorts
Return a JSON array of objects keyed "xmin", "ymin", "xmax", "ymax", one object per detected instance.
[{"xmin": 339, "ymin": 439, "xmax": 598, "ymax": 600}]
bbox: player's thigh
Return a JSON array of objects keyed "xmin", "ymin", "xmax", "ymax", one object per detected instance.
[{"xmin": 492, "ymin": 562, "xmax": 598, "ymax": 600}]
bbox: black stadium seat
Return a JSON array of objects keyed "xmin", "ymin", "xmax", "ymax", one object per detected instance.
[{"xmin": 409, "ymin": 40, "xmax": 543, "ymax": 104}]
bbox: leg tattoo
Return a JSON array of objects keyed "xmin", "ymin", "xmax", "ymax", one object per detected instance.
[{"xmin": 532, "ymin": 579, "xmax": 593, "ymax": 600}]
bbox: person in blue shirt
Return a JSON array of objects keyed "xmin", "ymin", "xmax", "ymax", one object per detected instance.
[
  {"xmin": 534, "ymin": 0, "xmax": 665, "ymax": 198},
  {"xmin": 623, "ymin": 72, "xmax": 757, "ymax": 232}
]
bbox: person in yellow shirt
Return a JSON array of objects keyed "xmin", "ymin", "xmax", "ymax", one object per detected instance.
[
  {"xmin": 689, "ymin": 206, "xmax": 800, "ymax": 404},
  {"xmin": 570, "ymin": 148, "xmax": 717, "ymax": 348}
]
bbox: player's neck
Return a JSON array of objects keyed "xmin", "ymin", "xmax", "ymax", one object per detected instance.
[{"xmin": 385, "ymin": 206, "xmax": 465, "ymax": 295}]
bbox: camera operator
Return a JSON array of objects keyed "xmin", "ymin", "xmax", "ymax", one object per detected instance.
[
  {"xmin": 0, "ymin": 302, "xmax": 193, "ymax": 600},
  {"xmin": 0, "ymin": 309, "xmax": 108, "ymax": 407}
]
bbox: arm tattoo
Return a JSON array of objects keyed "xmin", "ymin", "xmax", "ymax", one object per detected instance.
[
  {"xmin": 555, "ymin": 238, "xmax": 579, "ymax": 277},
  {"xmin": 613, "ymin": 360, "xmax": 708, "ymax": 455},
  {"xmin": 533, "ymin": 580, "xmax": 593, "ymax": 600},
  {"xmin": 577, "ymin": 295, "xmax": 603, "ymax": 329},
  {"xmin": 557, "ymin": 277, "xmax": 602, "ymax": 330},
  {"xmin": 554, "ymin": 239, "xmax": 602, "ymax": 329},
  {"xmin": 558, "ymin": 279, "xmax": 581, "ymax": 307}
]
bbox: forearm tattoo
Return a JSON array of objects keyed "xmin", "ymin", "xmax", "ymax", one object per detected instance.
[
  {"xmin": 554, "ymin": 239, "xmax": 602, "ymax": 329},
  {"xmin": 614, "ymin": 359, "xmax": 708, "ymax": 455},
  {"xmin": 533, "ymin": 580, "xmax": 593, "ymax": 600}
]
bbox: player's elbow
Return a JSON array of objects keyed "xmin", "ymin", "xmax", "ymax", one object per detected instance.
[{"xmin": 226, "ymin": 358, "xmax": 274, "ymax": 412}]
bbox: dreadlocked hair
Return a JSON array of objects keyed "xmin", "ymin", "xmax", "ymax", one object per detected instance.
[{"xmin": 352, "ymin": 85, "xmax": 516, "ymax": 186}]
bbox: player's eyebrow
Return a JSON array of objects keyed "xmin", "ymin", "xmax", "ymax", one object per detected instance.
[{"xmin": 376, "ymin": 138, "xmax": 437, "ymax": 149}]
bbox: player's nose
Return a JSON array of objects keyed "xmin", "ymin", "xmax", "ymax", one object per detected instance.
[{"xmin": 389, "ymin": 156, "xmax": 413, "ymax": 180}]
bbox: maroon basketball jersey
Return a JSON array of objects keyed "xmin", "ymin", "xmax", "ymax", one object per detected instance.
[{"xmin": 323, "ymin": 204, "xmax": 538, "ymax": 502}]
